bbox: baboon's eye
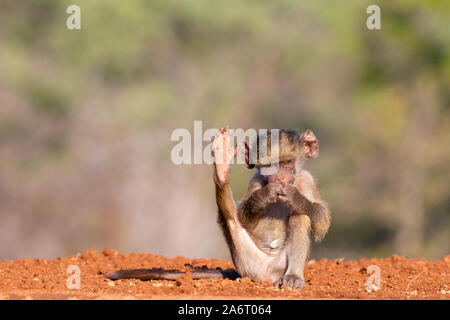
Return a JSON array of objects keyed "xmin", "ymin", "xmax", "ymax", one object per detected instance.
[{"xmin": 280, "ymin": 160, "xmax": 293, "ymax": 168}]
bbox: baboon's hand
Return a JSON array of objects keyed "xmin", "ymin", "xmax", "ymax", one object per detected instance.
[
  {"xmin": 277, "ymin": 183, "xmax": 298, "ymax": 201},
  {"xmin": 267, "ymin": 183, "xmax": 284, "ymax": 203},
  {"xmin": 212, "ymin": 126, "xmax": 237, "ymax": 185},
  {"xmin": 278, "ymin": 183, "xmax": 308, "ymax": 206}
]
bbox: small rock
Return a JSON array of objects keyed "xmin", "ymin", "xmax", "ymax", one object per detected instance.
[
  {"xmin": 102, "ymin": 248, "xmax": 117, "ymax": 257},
  {"xmin": 152, "ymin": 283, "xmax": 163, "ymax": 287}
]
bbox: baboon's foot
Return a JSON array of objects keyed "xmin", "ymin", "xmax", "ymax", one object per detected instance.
[{"xmin": 274, "ymin": 274, "xmax": 305, "ymax": 289}]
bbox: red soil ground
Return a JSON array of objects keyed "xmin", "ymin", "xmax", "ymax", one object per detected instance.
[{"xmin": 0, "ymin": 249, "xmax": 448, "ymax": 299}]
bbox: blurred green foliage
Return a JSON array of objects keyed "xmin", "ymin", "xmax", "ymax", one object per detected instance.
[{"xmin": 0, "ymin": 0, "xmax": 448, "ymax": 260}]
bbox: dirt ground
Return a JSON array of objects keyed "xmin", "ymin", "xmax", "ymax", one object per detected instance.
[{"xmin": 0, "ymin": 248, "xmax": 448, "ymax": 300}]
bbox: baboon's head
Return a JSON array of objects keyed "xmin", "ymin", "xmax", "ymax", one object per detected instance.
[{"xmin": 244, "ymin": 129, "xmax": 319, "ymax": 181}]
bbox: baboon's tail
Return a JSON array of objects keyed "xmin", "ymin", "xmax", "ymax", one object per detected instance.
[{"xmin": 105, "ymin": 267, "xmax": 239, "ymax": 281}]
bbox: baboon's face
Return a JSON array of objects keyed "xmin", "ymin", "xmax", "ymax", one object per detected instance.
[{"xmin": 266, "ymin": 160, "xmax": 296, "ymax": 185}]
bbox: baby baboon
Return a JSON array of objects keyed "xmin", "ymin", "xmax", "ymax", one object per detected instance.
[
  {"xmin": 213, "ymin": 127, "xmax": 330, "ymax": 289},
  {"xmin": 106, "ymin": 127, "xmax": 330, "ymax": 289}
]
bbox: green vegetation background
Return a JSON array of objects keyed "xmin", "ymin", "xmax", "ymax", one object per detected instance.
[{"xmin": 0, "ymin": 0, "xmax": 449, "ymax": 260}]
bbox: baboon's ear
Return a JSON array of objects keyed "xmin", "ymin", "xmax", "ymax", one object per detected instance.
[
  {"xmin": 301, "ymin": 129, "xmax": 319, "ymax": 159},
  {"xmin": 243, "ymin": 141, "xmax": 255, "ymax": 169}
]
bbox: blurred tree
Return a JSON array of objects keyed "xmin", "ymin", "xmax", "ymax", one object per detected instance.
[{"xmin": 0, "ymin": 0, "xmax": 448, "ymax": 260}]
